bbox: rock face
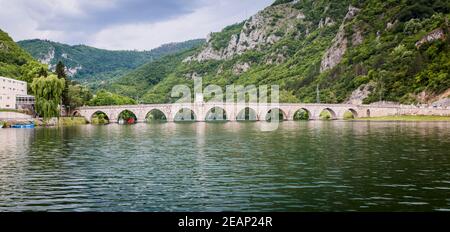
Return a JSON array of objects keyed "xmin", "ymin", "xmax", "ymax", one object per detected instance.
[
  {"xmin": 266, "ymin": 53, "xmax": 286, "ymax": 65},
  {"xmin": 37, "ymin": 47, "xmax": 83, "ymax": 77},
  {"xmin": 186, "ymin": 4, "xmax": 304, "ymax": 62},
  {"xmin": 318, "ymin": 17, "xmax": 335, "ymax": 28},
  {"xmin": 66, "ymin": 66, "xmax": 82, "ymax": 77},
  {"xmin": 352, "ymin": 27, "xmax": 364, "ymax": 46},
  {"xmin": 232, "ymin": 62, "xmax": 251, "ymax": 75},
  {"xmin": 320, "ymin": 6, "xmax": 360, "ymax": 73},
  {"xmin": 345, "ymin": 83, "xmax": 375, "ymax": 105},
  {"xmin": 39, "ymin": 47, "xmax": 55, "ymax": 65},
  {"xmin": 183, "ymin": 72, "xmax": 202, "ymax": 80},
  {"xmin": 0, "ymin": 42, "xmax": 7, "ymax": 50},
  {"xmin": 415, "ymin": 28, "xmax": 446, "ymax": 48}
]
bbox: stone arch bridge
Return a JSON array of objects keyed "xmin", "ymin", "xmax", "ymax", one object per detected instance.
[{"xmin": 74, "ymin": 103, "xmax": 450, "ymax": 123}]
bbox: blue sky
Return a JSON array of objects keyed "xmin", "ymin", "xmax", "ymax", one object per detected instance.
[{"xmin": 0, "ymin": 0, "xmax": 273, "ymax": 50}]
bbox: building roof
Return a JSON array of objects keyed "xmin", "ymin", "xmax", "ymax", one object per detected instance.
[{"xmin": 0, "ymin": 76, "xmax": 28, "ymax": 84}]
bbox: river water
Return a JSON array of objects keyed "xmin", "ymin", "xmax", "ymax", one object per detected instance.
[{"xmin": 0, "ymin": 121, "xmax": 449, "ymax": 212}]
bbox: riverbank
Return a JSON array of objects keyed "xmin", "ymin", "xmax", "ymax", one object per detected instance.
[
  {"xmin": 1, "ymin": 117, "xmax": 88, "ymax": 128},
  {"xmin": 355, "ymin": 115, "xmax": 450, "ymax": 122},
  {"xmin": 57, "ymin": 117, "xmax": 88, "ymax": 126}
]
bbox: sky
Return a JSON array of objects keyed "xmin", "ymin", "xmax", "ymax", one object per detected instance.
[{"xmin": 0, "ymin": 0, "xmax": 274, "ymax": 51}]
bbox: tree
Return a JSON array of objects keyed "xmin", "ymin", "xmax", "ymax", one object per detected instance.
[
  {"xmin": 55, "ymin": 61, "xmax": 66, "ymax": 79},
  {"xmin": 56, "ymin": 61, "xmax": 70, "ymax": 114},
  {"xmin": 88, "ymin": 90, "xmax": 137, "ymax": 106},
  {"xmin": 68, "ymin": 85, "xmax": 93, "ymax": 109},
  {"xmin": 31, "ymin": 74, "xmax": 65, "ymax": 122},
  {"xmin": 38, "ymin": 67, "xmax": 48, "ymax": 77}
]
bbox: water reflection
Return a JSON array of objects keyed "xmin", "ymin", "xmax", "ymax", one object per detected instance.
[{"xmin": 0, "ymin": 121, "xmax": 449, "ymax": 211}]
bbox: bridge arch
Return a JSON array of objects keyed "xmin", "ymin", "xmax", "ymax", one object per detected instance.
[
  {"xmin": 366, "ymin": 109, "xmax": 371, "ymax": 118},
  {"xmin": 145, "ymin": 109, "xmax": 167, "ymax": 122},
  {"xmin": 205, "ymin": 106, "xmax": 228, "ymax": 121},
  {"xmin": 91, "ymin": 111, "xmax": 110, "ymax": 124},
  {"xmin": 174, "ymin": 108, "xmax": 197, "ymax": 122},
  {"xmin": 117, "ymin": 110, "xmax": 138, "ymax": 124},
  {"xmin": 72, "ymin": 110, "xmax": 81, "ymax": 117},
  {"xmin": 343, "ymin": 108, "xmax": 358, "ymax": 119},
  {"xmin": 320, "ymin": 108, "xmax": 337, "ymax": 120},
  {"xmin": 293, "ymin": 108, "xmax": 311, "ymax": 120},
  {"xmin": 265, "ymin": 108, "xmax": 287, "ymax": 121},
  {"xmin": 236, "ymin": 107, "xmax": 258, "ymax": 121}
]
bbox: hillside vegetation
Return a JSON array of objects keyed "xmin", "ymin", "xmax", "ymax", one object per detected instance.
[
  {"xmin": 18, "ymin": 39, "xmax": 205, "ymax": 89},
  {"xmin": 0, "ymin": 29, "xmax": 46, "ymax": 83},
  {"xmin": 108, "ymin": 0, "xmax": 450, "ymax": 105}
]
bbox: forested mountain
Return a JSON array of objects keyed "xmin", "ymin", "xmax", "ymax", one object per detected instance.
[
  {"xmin": 0, "ymin": 29, "xmax": 46, "ymax": 82},
  {"xmin": 18, "ymin": 39, "xmax": 205, "ymax": 88},
  {"xmin": 109, "ymin": 0, "xmax": 450, "ymax": 105}
]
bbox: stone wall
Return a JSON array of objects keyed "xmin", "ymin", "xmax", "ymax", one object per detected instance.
[{"xmin": 0, "ymin": 112, "xmax": 32, "ymax": 120}]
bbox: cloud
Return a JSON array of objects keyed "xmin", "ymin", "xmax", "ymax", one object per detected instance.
[
  {"xmin": 0, "ymin": 0, "xmax": 274, "ymax": 50},
  {"xmin": 24, "ymin": 0, "xmax": 203, "ymax": 31}
]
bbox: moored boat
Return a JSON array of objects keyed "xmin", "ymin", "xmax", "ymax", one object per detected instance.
[{"xmin": 11, "ymin": 123, "xmax": 35, "ymax": 129}]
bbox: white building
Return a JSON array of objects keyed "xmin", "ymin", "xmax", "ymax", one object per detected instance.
[{"xmin": 0, "ymin": 76, "xmax": 35, "ymax": 110}]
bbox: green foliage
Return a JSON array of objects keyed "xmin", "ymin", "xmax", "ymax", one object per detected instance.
[
  {"xmin": 92, "ymin": 112, "xmax": 109, "ymax": 124},
  {"xmin": 108, "ymin": 51, "xmax": 190, "ymax": 99},
  {"xmin": 68, "ymin": 84, "xmax": 93, "ymax": 109},
  {"xmin": 118, "ymin": 110, "xmax": 137, "ymax": 121},
  {"xmin": 88, "ymin": 90, "xmax": 136, "ymax": 106},
  {"xmin": 397, "ymin": 0, "xmax": 449, "ymax": 22},
  {"xmin": 272, "ymin": 0, "xmax": 295, "ymax": 6},
  {"xmin": 320, "ymin": 110, "xmax": 332, "ymax": 120},
  {"xmin": 31, "ymin": 74, "xmax": 65, "ymax": 121},
  {"xmin": 0, "ymin": 29, "xmax": 47, "ymax": 84},
  {"xmin": 343, "ymin": 111, "xmax": 355, "ymax": 119},
  {"xmin": 18, "ymin": 39, "xmax": 205, "ymax": 88},
  {"xmin": 210, "ymin": 22, "xmax": 244, "ymax": 51},
  {"xmin": 56, "ymin": 61, "xmax": 71, "ymax": 109},
  {"xmin": 293, "ymin": 110, "xmax": 309, "ymax": 120},
  {"xmin": 11, "ymin": 0, "xmax": 450, "ymax": 107},
  {"xmin": 58, "ymin": 117, "xmax": 88, "ymax": 126},
  {"xmin": 146, "ymin": 110, "xmax": 167, "ymax": 122}
]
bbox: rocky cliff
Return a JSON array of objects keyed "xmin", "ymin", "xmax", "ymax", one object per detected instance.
[
  {"xmin": 107, "ymin": 0, "xmax": 450, "ymax": 105},
  {"xmin": 186, "ymin": 3, "xmax": 305, "ymax": 62}
]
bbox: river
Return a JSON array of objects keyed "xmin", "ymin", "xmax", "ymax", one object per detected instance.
[{"xmin": 0, "ymin": 121, "xmax": 449, "ymax": 212}]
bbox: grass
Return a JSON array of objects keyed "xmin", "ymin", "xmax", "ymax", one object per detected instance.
[
  {"xmin": 0, "ymin": 109, "xmax": 26, "ymax": 113},
  {"xmin": 357, "ymin": 115, "xmax": 450, "ymax": 122},
  {"xmin": 58, "ymin": 117, "xmax": 88, "ymax": 126},
  {"xmin": 91, "ymin": 118, "xmax": 109, "ymax": 124}
]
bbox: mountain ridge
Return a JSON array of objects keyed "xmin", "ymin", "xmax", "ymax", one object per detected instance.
[
  {"xmin": 18, "ymin": 38, "xmax": 205, "ymax": 88},
  {"xmin": 5, "ymin": 0, "xmax": 450, "ymax": 106},
  {"xmin": 0, "ymin": 29, "xmax": 46, "ymax": 83},
  {"xmin": 108, "ymin": 0, "xmax": 450, "ymax": 105}
]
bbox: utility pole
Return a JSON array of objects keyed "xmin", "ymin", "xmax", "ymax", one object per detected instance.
[{"xmin": 316, "ymin": 84, "xmax": 320, "ymax": 104}]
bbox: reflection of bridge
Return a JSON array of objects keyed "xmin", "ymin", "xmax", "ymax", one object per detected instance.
[{"xmin": 74, "ymin": 103, "xmax": 450, "ymax": 123}]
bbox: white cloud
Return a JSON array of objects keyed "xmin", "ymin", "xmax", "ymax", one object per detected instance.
[
  {"xmin": 90, "ymin": 0, "xmax": 274, "ymax": 50},
  {"xmin": 0, "ymin": 0, "xmax": 273, "ymax": 50}
]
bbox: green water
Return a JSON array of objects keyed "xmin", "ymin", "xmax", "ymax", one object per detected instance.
[{"xmin": 0, "ymin": 121, "xmax": 449, "ymax": 212}]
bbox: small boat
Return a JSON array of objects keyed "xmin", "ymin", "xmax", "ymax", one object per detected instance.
[{"xmin": 11, "ymin": 123, "xmax": 35, "ymax": 129}]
